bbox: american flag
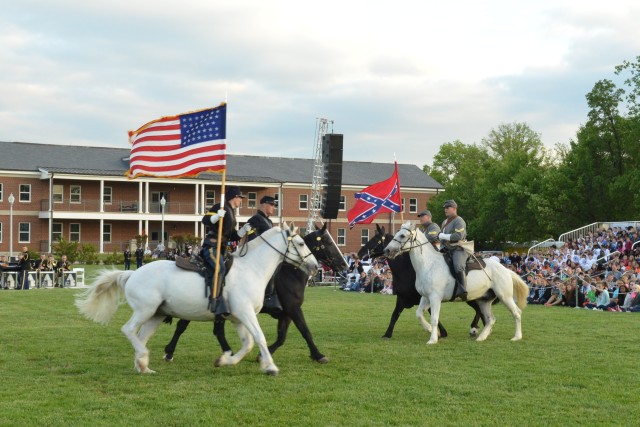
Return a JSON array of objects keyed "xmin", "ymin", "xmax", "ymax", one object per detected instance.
[
  {"xmin": 126, "ymin": 104, "xmax": 226, "ymax": 178},
  {"xmin": 347, "ymin": 162, "xmax": 402, "ymax": 228}
]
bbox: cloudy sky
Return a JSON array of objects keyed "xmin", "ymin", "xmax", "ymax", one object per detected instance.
[{"xmin": 2, "ymin": 0, "xmax": 639, "ymax": 169}]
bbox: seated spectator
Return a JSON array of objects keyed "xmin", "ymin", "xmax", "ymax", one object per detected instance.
[
  {"xmin": 563, "ymin": 280, "xmax": 584, "ymax": 307},
  {"xmin": 380, "ymin": 270, "xmax": 393, "ymax": 295},
  {"xmin": 528, "ymin": 277, "xmax": 551, "ymax": 305},
  {"xmin": 544, "ymin": 281, "xmax": 564, "ymax": 306},
  {"xmin": 622, "ymin": 284, "xmax": 640, "ymax": 311},
  {"xmin": 583, "ymin": 285, "xmax": 598, "ymax": 309},
  {"xmin": 355, "ymin": 271, "xmax": 369, "ymax": 293}
]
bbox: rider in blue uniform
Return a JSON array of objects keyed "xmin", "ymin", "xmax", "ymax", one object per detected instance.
[{"xmin": 201, "ymin": 186, "xmax": 252, "ymax": 314}]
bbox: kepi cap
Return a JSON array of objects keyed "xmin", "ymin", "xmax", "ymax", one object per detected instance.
[
  {"xmin": 260, "ymin": 195, "xmax": 278, "ymax": 206},
  {"xmin": 443, "ymin": 199, "xmax": 458, "ymax": 208},
  {"xmin": 225, "ymin": 186, "xmax": 246, "ymax": 200},
  {"xmin": 417, "ymin": 210, "xmax": 432, "ymax": 217}
]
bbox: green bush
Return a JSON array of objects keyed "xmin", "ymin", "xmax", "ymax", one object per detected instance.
[
  {"xmin": 78, "ymin": 244, "xmax": 99, "ymax": 265},
  {"xmin": 52, "ymin": 237, "xmax": 79, "ymax": 262},
  {"xmin": 104, "ymin": 249, "xmax": 121, "ymax": 265}
]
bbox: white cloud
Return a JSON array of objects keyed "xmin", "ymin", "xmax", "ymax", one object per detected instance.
[{"xmin": 1, "ymin": 0, "xmax": 640, "ymax": 169}]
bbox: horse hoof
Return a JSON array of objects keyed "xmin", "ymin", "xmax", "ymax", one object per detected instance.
[
  {"xmin": 315, "ymin": 356, "xmax": 330, "ymax": 364},
  {"xmin": 265, "ymin": 369, "xmax": 279, "ymax": 376},
  {"xmin": 164, "ymin": 354, "xmax": 173, "ymax": 362},
  {"xmin": 426, "ymin": 340, "xmax": 437, "ymax": 345},
  {"xmin": 214, "ymin": 357, "xmax": 223, "ymax": 367},
  {"xmin": 511, "ymin": 336, "xmax": 522, "ymax": 341},
  {"xmin": 142, "ymin": 368, "xmax": 156, "ymax": 374},
  {"xmin": 381, "ymin": 335, "xmax": 391, "ymax": 340}
]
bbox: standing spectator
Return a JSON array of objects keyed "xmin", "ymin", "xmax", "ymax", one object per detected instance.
[
  {"xmin": 17, "ymin": 246, "xmax": 31, "ymax": 290},
  {"xmin": 135, "ymin": 246, "xmax": 144, "ymax": 269},
  {"xmin": 123, "ymin": 247, "xmax": 131, "ymax": 270}
]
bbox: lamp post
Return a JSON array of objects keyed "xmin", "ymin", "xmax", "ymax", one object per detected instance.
[
  {"xmin": 8, "ymin": 193, "xmax": 15, "ymax": 259},
  {"xmin": 160, "ymin": 196, "xmax": 166, "ymax": 249}
]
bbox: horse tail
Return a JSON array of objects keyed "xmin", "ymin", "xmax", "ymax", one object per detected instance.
[
  {"xmin": 75, "ymin": 269, "xmax": 134, "ymax": 325},
  {"xmin": 509, "ymin": 270, "xmax": 528, "ymax": 310}
]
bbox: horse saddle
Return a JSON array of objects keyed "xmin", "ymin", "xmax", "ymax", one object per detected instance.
[
  {"xmin": 175, "ymin": 254, "xmax": 234, "ymax": 278},
  {"xmin": 442, "ymin": 251, "xmax": 486, "ymax": 278},
  {"xmin": 175, "ymin": 255, "xmax": 206, "ymax": 277}
]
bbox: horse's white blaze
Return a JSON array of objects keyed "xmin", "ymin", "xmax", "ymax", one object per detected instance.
[
  {"xmin": 385, "ymin": 222, "xmax": 527, "ymax": 344},
  {"xmin": 75, "ymin": 225, "xmax": 318, "ymax": 375}
]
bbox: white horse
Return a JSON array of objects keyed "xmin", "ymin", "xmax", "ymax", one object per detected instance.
[
  {"xmin": 75, "ymin": 224, "xmax": 318, "ymax": 375},
  {"xmin": 384, "ymin": 222, "xmax": 528, "ymax": 344}
]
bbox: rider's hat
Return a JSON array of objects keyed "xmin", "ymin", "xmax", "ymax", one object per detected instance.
[{"xmin": 443, "ymin": 200, "xmax": 458, "ymax": 208}]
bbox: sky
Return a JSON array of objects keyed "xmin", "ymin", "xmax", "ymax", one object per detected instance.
[{"xmin": 2, "ymin": 0, "xmax": 640, "ymax": 169}]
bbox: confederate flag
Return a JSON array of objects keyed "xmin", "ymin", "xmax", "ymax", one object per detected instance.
[{"xmin": 347, "ymin": 162, "xmax": 402, "ymax": 228}]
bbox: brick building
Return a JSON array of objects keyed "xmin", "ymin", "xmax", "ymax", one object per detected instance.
[{"xmin": 0, "ymin": 141, "xmax": 443, "ymax": 256}]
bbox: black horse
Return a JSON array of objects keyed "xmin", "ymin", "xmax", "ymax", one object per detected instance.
[
  {"xmin": 358, "ymin": 224, "xmax": 486, "ymax": 339},
  {"xmin": 163, "ymin": 223, "xmax": 347, "ymax": 364}
]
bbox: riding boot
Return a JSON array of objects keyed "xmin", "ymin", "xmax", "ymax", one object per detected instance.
[
  {"xmin": 262, "ymin": 275, "xmax": 282, "ymax": 311},
  {"xmin": 212, "ymin": 275, "xmax": 230, "ymax": 316},
  {"xmin": 454, "ymin": 271, "xmax": 468, "ymax": 301}
]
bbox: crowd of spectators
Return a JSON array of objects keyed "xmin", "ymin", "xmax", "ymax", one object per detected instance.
[
  {"xmin": 339, "ymin": 253, "xmax": 393, "ymax": 294},
  {"xmin": 503, "ymin": 225, "xmax": 640, "ymax": 312},
  {"xmin": 334, "ymin": 225, "xmax": 640, "ymax": 311}
]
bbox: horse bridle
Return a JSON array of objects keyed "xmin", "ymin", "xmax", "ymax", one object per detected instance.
[
  {"xmin": 307, "ymin": 230, "xmax": 342, "ymax": 273},
  {"xmin": 390, "ymin": 226, "xmax": 430, "ymax": 253},
  {"xmin": 257, "ymin": 228, "xmax": 315, "ymax": 271}
]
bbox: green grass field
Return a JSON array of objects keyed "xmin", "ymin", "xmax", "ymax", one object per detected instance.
[{"xmin": 1, "ymin": 268, "xmax": 638, "ymax": 426}]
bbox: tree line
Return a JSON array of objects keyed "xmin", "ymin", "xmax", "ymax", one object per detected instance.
[{"xmin": 423, "ymin": 56, "xmax": 640, "ymax": 248}]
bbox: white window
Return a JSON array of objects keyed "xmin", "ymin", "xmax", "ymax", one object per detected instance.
[
  {"xmin": 0, "ymin": 183, "xmax": 3, "ymax": 201},
  {"xmin": 53, "ymin": 184, "xmax": 63, "ymax": 203},
  {"xmin": 0, "ymin": 222, "xmax": 3, "ymax": 243},
  {"xmin": 19, "ymin": 184, "xmax": 31, "ymax": 202},
  {"xmin": 52, "ymin": 223, "xmax": 63, "ymax": 242},
  {"xmin": 339, "ymin": 195, "xmax": 346, "ymax": 211},
  {"xmin": 361, "ymin": 229, "xmax": 370, "ymax": 246},
  {"xmin": 299, "ymin": 194, "xmax": 308, "ymax": 210},
  {"xmin": 337, "ymin": 228, "xmax": 346, "ymax": 246},
  {"xmin": 409, "ymin": 198, "xmax": 418, "ymax": 213},
  {"xmin": 205, "ymin": 190, "xmax": 216, "ymax": 207},
  {"xmin": 103, "ymin": 187, "xmax": 113, "ymax": 205},
  {"xmin": 70, "ymin": 185, "xmax": 81, "ymax": 204},
  {"xmin": 19, "ymin": 222, "xmax": 30, "ymax": 243},
  {"xmin": 248, "ymin": 192, "xmax": 257, "ymax": 209},
  {"xmin": 70, "ymin": 223, "xmax": 81, "ymax": 242},
  {"xmin": 103, "ymin": 223, "xmax": 112, "ymax": 243}
]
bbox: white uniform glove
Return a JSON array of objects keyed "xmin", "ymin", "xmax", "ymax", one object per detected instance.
[
  {"xmin": 438, "ymin": 233, "xmax": 451, "ymax": 241},
  {"xmin": 207, "ymin": 209, "xmax": 226, "ymax": 224},
  {"xmin": 237, "ymin": 223, "xmax": 253, "ymax": 238}
]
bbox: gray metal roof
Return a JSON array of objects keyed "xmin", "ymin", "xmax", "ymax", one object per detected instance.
[{"xmin": 0, "ymin": 141, "xmax": 443, "ymax": 189}]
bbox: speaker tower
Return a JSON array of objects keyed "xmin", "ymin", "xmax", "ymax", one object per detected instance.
[{"xmin": 321, "ymin": 134, "xmax": 343, "ymax": 219}]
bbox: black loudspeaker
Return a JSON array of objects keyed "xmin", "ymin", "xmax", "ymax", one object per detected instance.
[{"xmin": 321, "ymin": 134, "xmax": 343, "ymax": 219}]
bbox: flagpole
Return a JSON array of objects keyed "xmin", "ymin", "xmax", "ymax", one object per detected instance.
[
  {"xmin": 212, "ymin": 170, "xmax": 227, "ymax": 304},
  {"xmin": 394, "ymin": 154, "xmax": 404, "ymax": 224}
]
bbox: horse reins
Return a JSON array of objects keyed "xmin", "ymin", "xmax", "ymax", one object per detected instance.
[{"xmin": 257, "ymin": 229, "xmax": 315, "ymax": 271}]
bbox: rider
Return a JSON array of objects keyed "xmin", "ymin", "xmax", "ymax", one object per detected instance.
[
  {"xmin": 201, "ymin": 185, "xmax": 252, "ymax": 314},
  {"xmin": 417, "ymin": 209, "xmax": 440, "ymax": 248},
  {"xmin": 246, "ymin": 195, "xmax": 281, "ymax": 310},
  {"xmin": 438, "ymin": 200, "xmax": 468, "ymax": 301}
]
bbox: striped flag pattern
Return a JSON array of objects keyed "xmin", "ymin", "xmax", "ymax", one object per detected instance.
[{"xmin": 126, "ymin": 104, "xmax": 226, "ymax": 178}]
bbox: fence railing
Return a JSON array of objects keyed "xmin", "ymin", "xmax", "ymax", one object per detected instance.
[
  {"xmin": 39, "ymin": 199, "xmax": 202, "ymax": 215},
  {"xmin": 558, "ymin": 221, "xmax": 640, "ymax": 244}
]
